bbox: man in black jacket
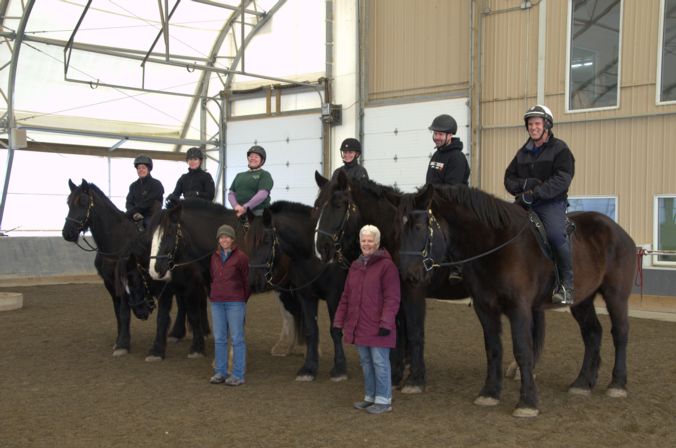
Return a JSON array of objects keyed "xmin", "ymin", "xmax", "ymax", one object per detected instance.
[
  {"xmin": 126, "ymin": 155, "xmax": 164, "ymax": 230},
  {"xmin": 504, "ymin": 105, "xmax": 576, "ymax": 305},
  {"xmin": 426, "ymin": 114, "xmax": 470, "ymax": 186},
  {"xmin": 166, "ymin": 147, "xmax": 215, "ymax": 207}
]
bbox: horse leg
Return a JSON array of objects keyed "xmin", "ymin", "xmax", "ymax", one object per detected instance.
[
  {"xmin": 599, "ymin": 284, "xmax": 630, "ymax": 398},
  {"xmin": 472, "ymin": 303, "xmax": 503, "ymax": 406},
  {"xmin": 507, "ymin": 308, "xmax": 539, "ymax": 418},
  {"xmin": 168, "ymin": 292, "xmax": 187, "ymax": 342},
  {"xmin": 506, "ymin": 308, "xmax": 545, "ymax": 381},
  {"xmin": 184, "ymin": 286, "xmax": 206, "ymax": 358},
  {"xmin": 326, "ymin": 292, "xmax": 348, "ymax": 381},
  {"xmin": 271, "ymin": 291, "xmax": 303, "ymax": 356},
  {"xmin": 400, "ymin": 287, "xmax": 426, "ymax": 394},
  {"xmin": 390, "ymin": 307, "xmax": 407, "ymax": 388},
  {"xmin": 568, "ymin": 297, "xmax": 603, "ymax": 395},
  {"xmin": 146, "ymin": 288, "xmax": 173, "ymax": 361},
  {"xmin": 199, "ymin": 286, "xmax": 211, "ymax": 338},
  {"xmin": 105, "ymin": 279, "xmax": 130, "ymax": 356},
  {"xmin": 295, "ymin": 296, "xmax": 319, "ymax": 381}
]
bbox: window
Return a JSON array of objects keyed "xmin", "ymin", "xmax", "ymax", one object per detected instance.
[
  {"xmin": 654, "ymin": 196, "xmax": 676, "ymax": 265},
  {"xmin": 568, "ymin": 196, "xmax": 617, "ymax": 221},
  {"xmin": 658, "ymin": 0, "xmax": 676, "ymax": 103},
  {"xmin": 567, "ymin": 0, "xmax": 622, "ymax": 111}
]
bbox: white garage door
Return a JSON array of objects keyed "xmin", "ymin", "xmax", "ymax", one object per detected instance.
[
  {"xmin": 224, "ymin": 114, "xmax": 323, "ymax": 206},
  {"xmin": 362, "ymin": 98, "xmax": 470, "ymax": 192}
]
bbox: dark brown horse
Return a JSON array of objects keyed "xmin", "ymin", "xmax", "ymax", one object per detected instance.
[{"xmin": 397, "ymin": 183, "xmax": 635, "ymax": 417}]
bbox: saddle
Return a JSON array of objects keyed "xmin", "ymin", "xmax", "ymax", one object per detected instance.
[{"xmin": 527, "ymin": 211, "xmax": 575, "ymax": 261}]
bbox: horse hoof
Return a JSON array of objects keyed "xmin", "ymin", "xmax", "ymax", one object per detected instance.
[
  {"xmin": 568, "ymin": 387, "xmax": 592, "ymax": 396},
  {"xmin": 187, "ymin": 352, "xmax": 205, "ymax": 359},
  {"xmin": 474, "ymin": 396, "xmax": 499, "ymax": 406},
  {"xmin": 145, "ymin": 355, "xmax": 163, "ymax": 362},
  {"xmin": 512, "ymin": 407, "xmax": 539, "ymax": 418},
  {"xmin": 112, "ymin": 348, "xmax": 128, "ymax": 357},
  {"xmin": 606, "ymin": 388, "xmax": 627, "ymax": 398},
  {"xmin": 295, "ymin": 374, "xmax": 315, "ymax": 382},
  {"xmin": 270, "ymin": 344, "xmax": 292, "ymax": 357},
  {"xmin": 330, "ymin": 374, "xmax": 348, "ymax": 382},
  {"xmin": 401, "ymin": 385, "xmax": 424, "ymax": 394}
]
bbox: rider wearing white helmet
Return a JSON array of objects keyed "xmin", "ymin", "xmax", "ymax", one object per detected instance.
[{"xmin": 504, "ymin": 105, "xmax": 576, "ymax": 305}]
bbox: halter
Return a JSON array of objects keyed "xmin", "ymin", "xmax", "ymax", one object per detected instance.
[
  {"xmin": 401, "ymin": 208, "xmax": 530, "ymax": 271},
  {"xmin": 65, "ymin": 193, "xmax": 98, "ymax": 252},
  {"xmin": 315, "ymin": 197, "xmax": 359, "ymax": 269},
  {"xmin": 125, "ymin": 262, "xmax": 157, "ymax": 312}
]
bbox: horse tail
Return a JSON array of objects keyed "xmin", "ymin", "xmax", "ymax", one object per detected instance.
[
  {"xmin": 532, "ymin": 308, "xmax": 546, "ymax": 366},
  {"xmin": 279, "ymin": 291, "xmax": 307, "ymax": 345}
]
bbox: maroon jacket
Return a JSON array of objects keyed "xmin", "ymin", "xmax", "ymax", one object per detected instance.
[
  {"xmin": 334, "ymin": 249, "xmax": 401, "ymax": 348},
  {"xmin": 209, "ymin": 247, "xmax": 250, "ymax": 303}
]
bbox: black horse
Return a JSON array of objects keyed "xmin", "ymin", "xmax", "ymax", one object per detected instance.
[
  {"xmin": 146, "ymin": 199, "xmax": 305, "ymax": 357},
  {"xmin": 314, "ymin": 171, "xmax": 468, "ymax": 392},
  {"xmin": 62, "ymin": 179, "xmax": 161, "ymax": 355},
  {"xmin": 397, "ymin": 183, "xmax": 635, "ymax": 417},
  {"xmin": 248, "ymin": 201, "xmax": 348, "ymax": 381}
]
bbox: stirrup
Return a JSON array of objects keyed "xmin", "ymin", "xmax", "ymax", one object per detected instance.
[{"xmin": 552, "ymin": 286, "xmax": 574, "ymax": 305}]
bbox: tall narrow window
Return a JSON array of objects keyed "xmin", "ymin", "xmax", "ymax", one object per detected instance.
[
  {"xmin": 655, "ymin": 196, "xmax": 676, "ymax": 265},
  {"xmin": 659, "ymin": 0, "xmax": 676, "ymax": 103},
  {"xmin": 568, "ymin": 0, "xmax": 622, "ymax": 111}
]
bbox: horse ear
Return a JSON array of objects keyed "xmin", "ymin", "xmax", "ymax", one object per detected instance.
[
  {"xmin": 68, "ymin": 179, "xmax": 77, "ymax": 192},
  {"xmin": 315, "ymin": 170, "xmax": 328, "ymax": 188},
  {"xmin": 336, "ymin": 169, "xmax": 348, "ymax": 190},
  {"xmin": 80, "ymin": 179, "xmax": 89, "ymax": 193},
  {"xmin": 415, "ymin": 184, "xmax": 434, "ymax": 209},
  {"xmin": 262, "ymin": 207, "xmax": 272, "ymax": 227}
]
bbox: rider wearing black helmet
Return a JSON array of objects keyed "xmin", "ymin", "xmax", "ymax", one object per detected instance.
[
  {"xmin": 166, "ymin": 147, "xmax": 215, "ymax": 207},
  {"xmin": 504, "ymin": 104, "xmax": 576, "ymax": 305},
  {"xmin": 426, "ymin": 114, "xmax": 470, "ymax": 186},
  {"xmin": 228, "ymin": 145, "xmax": 274, "ymax": 217},
  {"xmin": 126, "ymin": 155, "xmax": 164, "ymax": 229},
  {"xmin": 331, "ymin": 138, "xmax": 369, "ymax": 181}
]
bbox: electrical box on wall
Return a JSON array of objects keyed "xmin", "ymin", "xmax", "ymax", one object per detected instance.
[
  {"xmin": 321, "ymin": 103, "xmax": 342, "ymax": 125},
  {"xmin": 10, "ymin": 128, "xmax": 27, "ymax": 149}
]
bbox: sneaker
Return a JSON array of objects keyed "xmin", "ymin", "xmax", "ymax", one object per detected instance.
[
  {"xmin": 225, "ymin": 376, "xmax": 245, "ymax": 386},
  {"xmin": 353, "ymin": 400, "xmax": 374, "ymax": 410},
  {"xmin": 209, "ymin": 373, "xmax": 226, "ymax": 384},
  {"xmin": 366, "ymin": 403, "xmax": 392, "ymax": 414}
]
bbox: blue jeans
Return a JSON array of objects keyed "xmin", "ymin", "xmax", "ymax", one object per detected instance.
[
  {"xmin": 356, "ymin": 345, "xmax": 392, "ymax": 405},
  {"xmin": 211, "ymin": 301, "xmax": 247, "ymax": 380},
  {"xmin": 533, "ymin": 199, "xmax": 568, "ymax": 248}
]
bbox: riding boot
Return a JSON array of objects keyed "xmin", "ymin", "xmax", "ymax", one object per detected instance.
[
  {"xmin": 448, "ymin": 265, "xmax": 463, "ymax": 284},
  {"xmin": 552, "ymin": 240, "xmax": 574, "ymax": 305}
]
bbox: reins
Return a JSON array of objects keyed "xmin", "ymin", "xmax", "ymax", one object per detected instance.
[
  {"xmin": 149, "ymin": 222, "xmax": 214, "ymax": 271},
  {"xmin": 315, "ymin": 197, "xmax": 359, "ymax": 270}
]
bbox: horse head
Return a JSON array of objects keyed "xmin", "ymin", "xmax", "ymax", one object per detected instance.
[
  {"xmin": 114, "ymin": 245, "xmax": 156, "ymax": 321},
  {"xmin": 247, "ymin": 207, "xmax": 283, "ymax": 293},
  {"xmin": 397, "ymin": 184, "xmax": 449, "ymax": 286},
  {"xmin": 149, "ymin": 203, "xmax": 182, "ymax": 281},
  {"xmin": 62, "ymin": 178, "xmax": 94, "ymax": 242},
  {"xmin": 313, "ymin": 170, "xmax": 361, "ymax": 265}
]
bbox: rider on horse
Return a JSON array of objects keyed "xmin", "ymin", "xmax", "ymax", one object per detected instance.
[
  {"xmin": 504, "ymin": 105, "xmax": 576, "ymax": 305},
  {"xmin": 331, "ymin": 138, "xmax": 369, "ymax": 181},
  {"xmin": 126, "ymin": 155, "xmax": 164, "ymax": 231}
]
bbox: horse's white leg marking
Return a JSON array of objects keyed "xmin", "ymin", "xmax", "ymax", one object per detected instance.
[
  {"xmin": 271, "ymin": 294, "xmax": 297, "ymax": 356},
  {"xmin": 149, "ymin": 227, "xmax": 170, "ymax": 281}
]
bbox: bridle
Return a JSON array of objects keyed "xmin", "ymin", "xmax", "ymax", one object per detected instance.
[
  {"xmin": 400, "ymin": 208, "xmax": 530, "ymax": 271},
  {"xmin": 315, "ymin": 196, "xmax": 359, "ymax": 269},
  {"xmin": 149, "ymin": 222, "xmax": 212, "ymax": 271},
  {"xmin": 65, "ymin": 193, "xmax": 127, "ymax": 257},
  {"xmin": 125, "ymin": 262, "xmax": 157, "ymax": 312}
]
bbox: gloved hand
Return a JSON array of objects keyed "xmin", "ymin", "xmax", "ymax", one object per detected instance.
[
  {"xmin": 523, "ymin": 178, "xmax": 542, "ymax": 191},
  {"xmin": 132, "ymin": 212, "xmax": 144, "ymax": 222},
  {"xmin": 377, "ymin": 327, "xmax": 391, "ymax": 337},
  {"xmin": 165, "ymin": 197, "xmax": 177, "ymax": 209},
  {"xmin": 516, "ymin": 190, "xmax": 535, "ymax": 208},
  {"xmin": 184, "ymin": 191, "xmax": 199, "ymax": 199}
]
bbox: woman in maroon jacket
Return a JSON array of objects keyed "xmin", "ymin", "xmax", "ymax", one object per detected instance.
[
  {"xmin": 209, "ymin": 224, "xmax": 250, "ymax": 386},
  {"xmin": 334, "ymin": 224, "xmax": 401, "ymax": 414}
]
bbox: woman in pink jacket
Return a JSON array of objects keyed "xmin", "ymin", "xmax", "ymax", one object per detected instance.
[{"xmin": 334, "ymin": 224, "xmax": 401, "ymax": 414}]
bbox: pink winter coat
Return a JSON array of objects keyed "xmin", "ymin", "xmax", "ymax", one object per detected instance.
[{"xmin": 333, "ymin": 249, "xmax": 401, "ymax": 348}]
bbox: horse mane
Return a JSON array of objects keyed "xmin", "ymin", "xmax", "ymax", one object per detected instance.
[
  {"xmin": 431, "ymin": 185, "xmax": 526, "ymax": 230},
  {"xmin": 269, "ymin": 200, "xmax": 312, "ymax": 217},
  {"xmin": 180, "ymin": 198, "xmax": 229, "ymax": 214},
  {"xmin": 353, "ymin": 177, "xmax": 402, "ymax": 199},
  {"xmin": 74, "ymin": 181, "xmax": 125, "ymax": 216}
]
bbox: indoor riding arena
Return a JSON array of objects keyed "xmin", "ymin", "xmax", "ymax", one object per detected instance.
[{"xmin": 2, "ymin": 2, "xmax": 676, "ymax": 448}]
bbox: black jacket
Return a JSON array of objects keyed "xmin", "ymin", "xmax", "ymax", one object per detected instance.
[
  {"xmin": 125, "ymin": 175, "xmax": 164, "ymax": 217},
  {"xmin": 426, "ymin": 138, "xmax": 470, "ymax": 186},
  {"xmin": 167, "ymin": 168, "xmax": 215, "ymax": 202},
  {"xmin": 504, "ymin": 132, "xmax": 575, "ymax": 203},
  {"xmin": 331, "ymin": 159, "xmax": 369, "ymax": 181}
]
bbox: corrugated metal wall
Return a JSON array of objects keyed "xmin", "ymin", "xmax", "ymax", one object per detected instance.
[{"xmin": 365, "ymin": 0, "xmax": 676, "ymax": 245}]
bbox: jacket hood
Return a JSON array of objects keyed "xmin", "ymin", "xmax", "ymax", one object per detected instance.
[{"xmin": 437, "ymin": 137, "xmax": 464, "ymax": 152}]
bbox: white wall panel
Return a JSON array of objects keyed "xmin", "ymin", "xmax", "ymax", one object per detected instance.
[
  {"xmin": 225, "ymin": 114, "xmax": 323, "ymax": 206},
  {"xmin": 363, "ymin": 98, "xmax": 470, "ymax": 191}
]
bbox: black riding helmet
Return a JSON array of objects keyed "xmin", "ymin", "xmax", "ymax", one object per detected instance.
[
  {"xmin": 247, "ymin": 145, "xmax": 267, "ymax": 166},
  {"xmin": 340, "ymin": 138, "xmax": 361, "ymax": 154},
  {"xmin": 186, "ymin": 147, "xmax": 204, "ymax": 160},
  {"xmin": 133, "ymin": 155, "xmax": 153, "ymax": 171},
  {"xmin": 523, "ymin": 105, "xmax": 554, "ymax": 130},
  {"xmin": 429, "ymin": 114, "xmax": 458, "ymax": 134}
]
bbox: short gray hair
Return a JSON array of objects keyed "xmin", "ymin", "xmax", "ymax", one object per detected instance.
[{"xmin": 359, "ymin": 224, "xmax": 381, "ymax": 246}]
